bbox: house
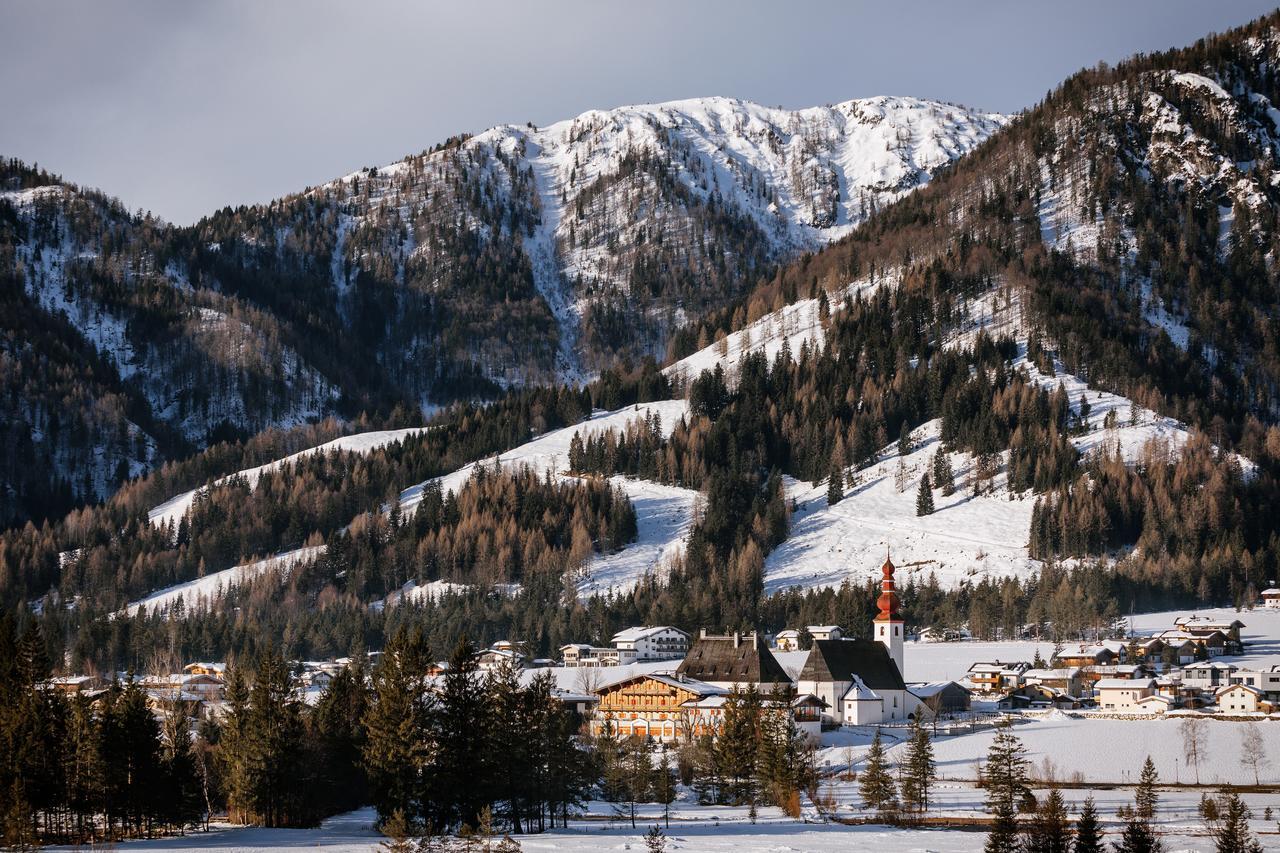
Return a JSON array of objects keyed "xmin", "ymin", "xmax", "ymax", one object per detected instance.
[
  {"xmin": 183, "ymin": 662, "xmax": 226, "ymax": 678},
  {"xmin": 675, "ymin": 630, "xmax": 793, "ymax": 691},
  {"xmin": 1022, "ymin": 668, "xmax": 1086, "ymax": 698},
  {"xmin": 611, "ymin": 626, "xmax": 691, "ymax": 661},
  {"xmin": 42, "ymin": 675, "xmax": 107, "ymax": 695},
  {"xmin": 1158, "ymin": 637, "xmax": 1200, "ymax": 666},
  {"xmin": 476, "ymin": 647, "xmax": 524, "ymax": 672},
  {"xmin": 179, "ymin": 673, "xmax": 225, "ymax": 699},
  {"xmin": 808, "ymin": 625, "xmax": 843, "ymax": 642},
  {"xmin": 1262, "ymin": 588, "xmax": 1280, "ymax": 609},
  {"xmin": 551, "ymin": 689, "xmax": 598, "ymax": 718},
  {"xmin": 1158, "ymin": 627, "xmax": 1231, "ymax": 657},
  {"xmin": 1180, "ymin": 661, "xmax": 1238, "ymax": 689},
  {"xmin": 1133, "ymin": 694, "xmax": 1176, "ymax": 715},
  {"xmin": 1094, "ymin": 678, "xmax": 1156, "ymax": 712},
  {"xmin": 590, "ymin": 673, "xmax": 726, "ymax": 742},
  {"xmin": 774, "ymin": 630, "xmax": 802, "ymax": 651},
  {"xmin": 1230, "ymin": 666, "xmax": 1280, "ymax": 704},
  {"xmin": 1175, "ymin": 616, "xmax": 1245, "ymax": 651},
  {"xmin": 1216, "ymin": 683, "xmax": 1265, "ymax": 714},
  {"xmin": 560, "ymin": 644, "xmax": 637, "ymax": 667},
  {"xmin": 909, "ymin": 681, "xmax": 972, "ymax": 716},
  {"xmin": 966, "ymin": 661, "xmax": 1030, "ymax": 693},
  {"xmin": 998, "ymin": 684, "xmax": 1080, "ymax": 710},
  {"xmin": 1054, "ymin": 645, "xmax": 1120, "ymax": 668},
  {"xmin": 789, "ymin": 694, "xmax": 827, "ymax": 738}
]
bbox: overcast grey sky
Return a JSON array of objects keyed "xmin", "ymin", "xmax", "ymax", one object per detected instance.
[{"xmin": 3, "ymin": 1, "xmax": 1277, "ymax": 225}]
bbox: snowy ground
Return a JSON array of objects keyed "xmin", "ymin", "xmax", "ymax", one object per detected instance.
[
  {"xmin": 147, "ymin": 429, "xmax": 430, "ymax": 530},
  {"xmin": 80, "ymin": 795, "xmax": 1280, "ymax": 853}
]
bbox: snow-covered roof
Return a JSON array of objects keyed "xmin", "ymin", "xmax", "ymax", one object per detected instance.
[
  {"xmin": 1182, "ymin": 661, "xmax": 1238, "ymax": 672},
  {"xmin": 840, "ymin": 675, "xmax": 882, "ymax": 703},
  {"xmin": 611, "ymin": 625, "xmax": 688, "ymax": 643},
  {"xmin": 1095, "ymin": 678, "xmax": 1155, "ymax": 690},
  {"xmin": 1261, "ymin": 588, "xmax": 1280, "ymax": 595},
  {"xmin": 1024, "ymin": 668, "xmax": 1081, "ymax": 680},
  {"xmin": 1215, "ymin": 683, "xmax": 1261, "ymax": 697}
]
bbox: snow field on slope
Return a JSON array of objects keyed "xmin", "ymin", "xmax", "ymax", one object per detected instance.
[
  {"xmin": 147, "ymin": 428, "xmax": 430, "ymax": 530},
  {"xmin": 122, "ymin": 546, "xmax": 323, "ymax": 617},
  {"xmin": 396, "ymin": 400, "xmax": 698, "ymax": 600}
]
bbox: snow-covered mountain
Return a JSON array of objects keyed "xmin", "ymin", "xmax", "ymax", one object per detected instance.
[{"xmin": 0, "ymin": 95, "xmax": 1003, "ymax": 526}]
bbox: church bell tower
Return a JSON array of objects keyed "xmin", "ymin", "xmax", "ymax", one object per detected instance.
[{"xmin": 874, "ymin": 550, "xmax": 904, "ymax": 677}]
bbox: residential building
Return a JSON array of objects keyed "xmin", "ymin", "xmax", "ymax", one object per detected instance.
[
  {"xmin": 774, "ymin": 630, "xmax": 802, "ymax": 651},
  {"xmin": 1054, "ymin": 645, "xmax": 1120, "ymax": 669},
  {"xmin": 1094, "ymin": 678, "xmax": 1156, "ymax": 712},
  {"xmin": 611, "ymin": 626, "xmax": 691, "ymax": 661},
  {"xmin": 1180, "ymin": 661, "xmax": 1238, "ymax": 689},
  {"xmin": 590, "ymin": 673, "xmax": 726, "ymax": 741},
  {"xmin": 1022, "ymin": 667, "xmax": 1086, "ymax": 698},
  {"xmin": 808, "ymin": 625, "xmax": 843, "ymax": 642},
  {"xmin": 998, "ymin": 684, "xmax": 1081, "ymax": 710},
  {"xmin": 966, "ymin": 661, "xmax": 1030, "ymax": 693},
  {"xmin": 1216, "ymin": 683, "xmax": 1265, "ymax": 714},
  {"xmin": 560, "ymin": 644, "xmax": 637, "ymax": 667},
  {"xmin": 909, "ymin": 681, "xmax": 972, "ymax": 716},
  {"xmin": 1262, "ymin": 588, "xmax": 1280, "ymax": 609},
  {"xmin": 1230, "ymin": 666, "xmax": 1280, "ymax": 703}
]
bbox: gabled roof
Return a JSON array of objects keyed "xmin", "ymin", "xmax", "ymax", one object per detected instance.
[
  {"xmin": 1183, "ymin": 661, "xmax": 1238, "ymax": 672},
  {"xmin": 1024, "ymin": 668, "xmax": 1081, "ymax": 680},
  {"xmin": 797, "ymin": 638, "xmax": 906, "ymax": 692},
  {"xmin": 1216, "ymin": 683, "xmax": 1261, "ymax": 697},
  {"xmin": 596, "ymin": 672, "xmax": 726, "ymax": 698},
  {"xmin": 676, "ymin": 635, "xmax": 793, "ymax": 685}
]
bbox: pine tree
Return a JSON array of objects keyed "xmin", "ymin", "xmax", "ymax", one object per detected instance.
[
  {"xmin": 898, "ymin": 423, "xmax": 913, "ymax": 457},
  {"xmin": 1112, "ymin": 818, "xmax": 1162, "ymax": 853},
  {"xmin": 1134, "ymin": 756, "xmax": 1158, "ymax": 821},
  {"xmin": 899, "ymin": 715, "xmax": 935, "ymax": 815},
  {"xmin": 933, "ymin": 450, "xmax": 955, "ymax": 496},
  {"xmin": 1211, "ymin": 793, "xmax": 1263, "ymax": 853},
  {"xmin": 916, "ymin": 473, "xmax": 935, "ymax": 516},
  {"xmin": 827, "ymin": 466, "xmax": 843, "ymax": 506},
  {"xmin": 983, "ymin": 720, "xmax": 1030, "ymax": 817},
  {"xmin": 715, "ymin": 686, "xmax": 761, "ymax": 806},
  {"xmin": 859, "ymin": 730, "xmax": 897, "ymax": 818},
  {"xmin": 363, "ymin": 628, "xmax": 432, "ymax": 826},
  {"xmin": 984, "ymin": 803, "xmax": 1020, "ymax": 853},
  {"xmin": 1073, "ymin": 797, "xmax": 1103, "ymax": 853},
  {"xmin": 1023, "ymin": 787, "xmax": 1071, "ymax": 853},
  {"xmin": 435, "ymin": 637, "xmax": 492, "ymax": 832}
]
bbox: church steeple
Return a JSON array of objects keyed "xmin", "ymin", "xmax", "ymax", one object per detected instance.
[{"xmin": 873, "ymin": 548, "xmax": 904, "ymax": 676}]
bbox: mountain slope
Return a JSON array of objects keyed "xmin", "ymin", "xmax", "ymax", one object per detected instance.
[{"xmin": 1, "ymin": 96, "xmax": 1001, "ymax": 527}]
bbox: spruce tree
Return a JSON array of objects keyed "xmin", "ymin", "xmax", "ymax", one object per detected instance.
[
  {"xmin": 715, "ymin": 686, "xmax": 761, "ymax": 806},
  {"xmin": 1212, "ymin": 794, "xmax": 1263, "ymax": 853},
  {"xmin": 827, "ymin": 466, "xmax": 843, "ymax": 506},
  {"xmin": 363, "ymin": 628, "xmax": 432, "ymax": 826},
  {"xmin": 933, "ymin": 450, "xmax": 955, "ymax": 496},
  {"xmin": 859, "ymin": 730, "xmax": 897, "ymax": 818},
  {"xmin": 983, "ymin": 720, "xmax": 1030, "ymax": 817},
  {"xmin": 435, "ymin": 637, "xmax": 492, "ymax": 831},
  {"xmin": 899, "ymin": 715, "xmax": 935, "ymax": 815},
  {"xmin": 916, "ymin": 473, "xmax": 935, "ymax": 516},
  {"xmin": 1134, "ymin": 756, "xmax": 1158, "ymax": 822},
  {"xmin": 1023, "ymin": 787, "xmax": 1071, "ymax": 853},
  {"xmin": 984, "ymin": 804, "xmax": 1020, "ymax": 853},
  {"xmin": 1073, "ymin": 797, "xmax": 1103, "ymax": 853},
  {"xmin": 1112, "ymin": 817, "xmax": 1162, "ymax": 853}
]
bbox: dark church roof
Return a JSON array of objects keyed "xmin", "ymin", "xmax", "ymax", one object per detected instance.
[
  {"xmin": 675, "ymin": 633, "xmax": 792, "ymax": 685},
  {"xmin": 797, "ymin": 638, "xmax": 906, "ymax": 691}
]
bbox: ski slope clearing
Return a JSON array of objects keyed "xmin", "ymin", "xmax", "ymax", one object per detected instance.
[
  {"xmin": 664, "ymin": 271, "xmax": 896, "ymax": 386},
  {"xmin": 395, "ymin": 402, "xmax": 698, "ymax": 600},
  {"xmin": 575, "ymin": 477, "xmax": 698, "ymax": 598},
  {"xmin": 147, "ymin": 429, "xmax": 429, "ymax": 530},
  {"xmin": 122, "ymin": 546, "xmax": 323, "ymax": 618},
  {"xmin": 397, "ymin": 401, "xmax": 690, "ymax": 510},
  {"xmin": 764, "ymin": 420, "xmax": 1039, "ymax": 593}
]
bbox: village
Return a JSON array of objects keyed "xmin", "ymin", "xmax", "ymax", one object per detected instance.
[{"xmin": 41, "ymin": 562, "xmax": 1280, "ymax": 742}]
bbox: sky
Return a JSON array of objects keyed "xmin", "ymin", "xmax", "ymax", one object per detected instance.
[{"xmin": 3, "ymin": 1, "xmax": 1277, "ymax": 225}]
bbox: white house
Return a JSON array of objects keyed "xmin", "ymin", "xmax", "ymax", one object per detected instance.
[
  {"xmin": 1262, "ymin": 588, "xmax": 1280, "ymax": 609},
  {"xmin": 560, "ymin": 644, "xmax": 636, "ymax": 667},
  {"xmin": 774, "ymin": 630, "xmax": 802, "ymax": 651},
  {"xmin": 611, "ymin": 626, "xmax": 691, "ymax": 661},
  {"xmin": 1231, "ymin": 666, "xmax": 1280, "ymax": 704},
  {"xmin": 808, "ymin": 625, "xmax": 843, "ymax": 642},
  {"xmin": 1180, "ymin": 661, "xmax": 1238, "ymax": 689},
  {"xmin": 1094, "ymin": 678, "xmax": 1156, "ymax": 712},
  {"xmin": 1217, "ymin": 683, "xmax": 1264, "ymax": 714}
]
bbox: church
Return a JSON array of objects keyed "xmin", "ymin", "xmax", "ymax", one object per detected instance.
[{"xmin": 795, "ymin": 552, "xmax": 924, "ymax": 726}]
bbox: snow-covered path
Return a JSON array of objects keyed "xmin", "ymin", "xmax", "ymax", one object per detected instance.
[{"xmin": 122, "ymin": 546, "xmax": 324, "ymax": 617}]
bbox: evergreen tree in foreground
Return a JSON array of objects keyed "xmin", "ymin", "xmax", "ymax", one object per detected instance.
[
  {"xmin": 899, "ymin": 715, "xmax": 935, "ymax": 816},
  {"xmin": 1022, "ymin": 787, "xmax": 1071, "ymax": 853},
  {"xmin": 1072, "ymin": 797, "xmax": 1103, "ymax": 853},
  {"xmin": 859, "ymin": 730, "xmax": 897, "ymax": 819},
  {"xmin": 1112, "ymin": 817, "xmax": 1162, "ymax": 853},
  {"xmin": 827, "ymin": 466, "xmax": 843, "ymax": 505},
  {"xmin": 1134, "ymin": 756, "xmax": 1158, "ymax": 822},
  {"xmin": 1211, "ymin": 793, "xmax": 1263, "ymax": 853}
]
